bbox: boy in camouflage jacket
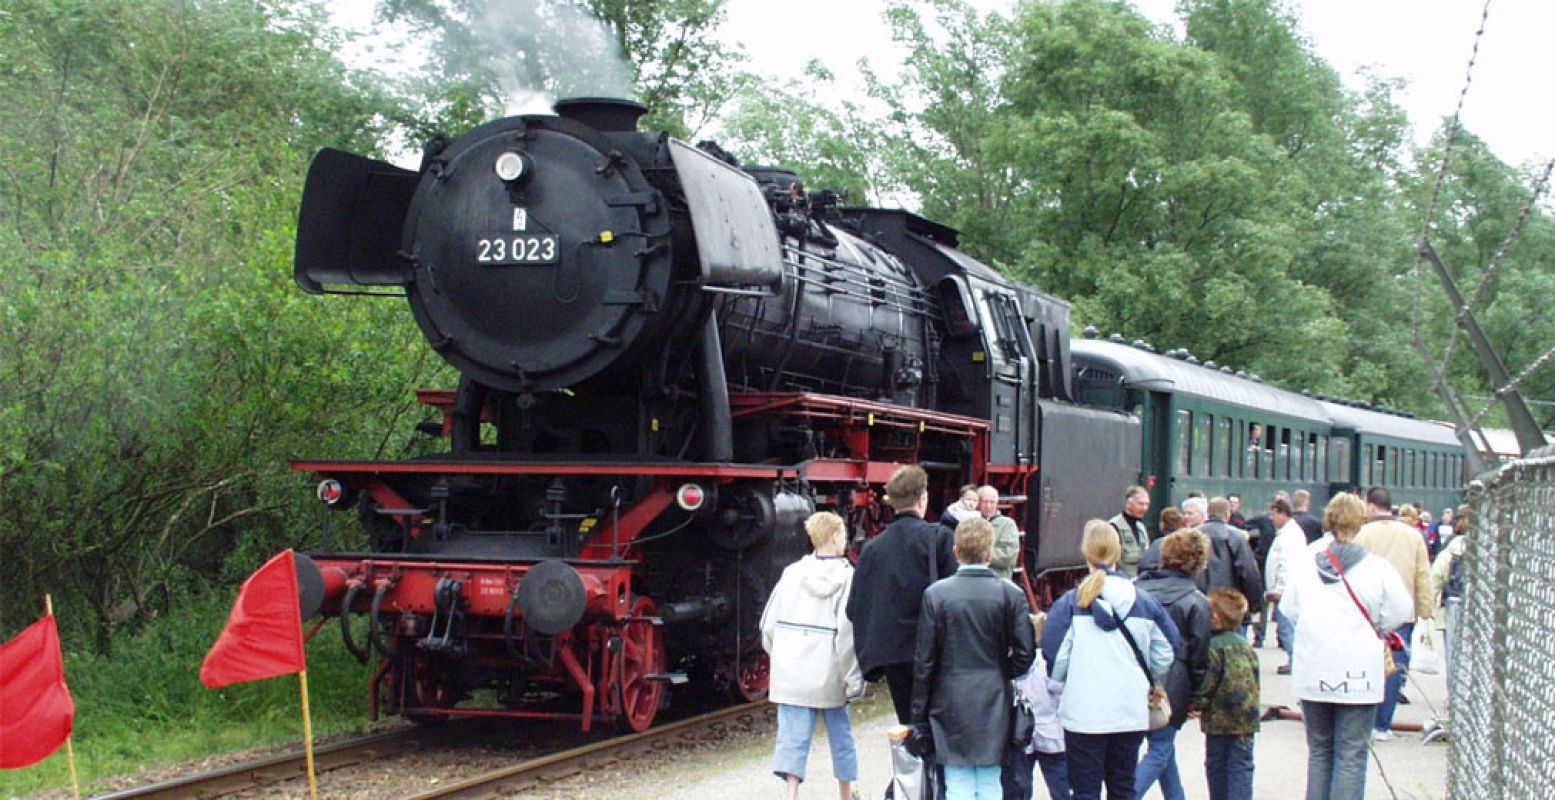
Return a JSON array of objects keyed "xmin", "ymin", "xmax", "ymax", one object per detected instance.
[{"xmin": 1196, "ymin": 589, "xmax": 1261, "ymax": 800}]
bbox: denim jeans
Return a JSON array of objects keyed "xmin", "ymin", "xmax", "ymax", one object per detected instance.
[
  {"xmin": 1275, "ymin": 606, "xmax": 1295, "ymax": 664},
  {"xmin": 1204, "ymin": 734, "xmax": 1254, "ymax": 800},
  {"xmin": 943, "ymin": 764, "xmax": 1001, "ymax": 799},
  {"xmin": 1301, "ymin": 701, "xmax": 1374, "ymax": 800},
  {"xmin": 1375, "ymin": 621, "xmax": 1414, "ymax": 732},
  {"xmin": 1133, "ymin": 724, "xmax": 1185, "ymax": 800},
  {"xmin": 1443, "ymin": 598, "xmax": 1462, "ymax": 701},
  {"xmin": 1064, "ymin": 730, "xmax": 1144, "ymax": 800},
  {"xmin": 1035, "ymin": 751, "xmax": 1072, "ymax": 799},
  {"xmin": 772, "ymin": 704, "xmax": 858, "ymax": 783}
]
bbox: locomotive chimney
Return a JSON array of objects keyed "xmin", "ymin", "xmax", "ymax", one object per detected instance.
[{"xmin": 553, "ymin": 97, "xmax": 648, "ymax": 132}]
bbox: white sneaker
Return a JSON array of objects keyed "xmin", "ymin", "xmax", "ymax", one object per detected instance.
[{"xmin": 1372, "ymin": 729, "xmax": 1395, "ymax": 742}]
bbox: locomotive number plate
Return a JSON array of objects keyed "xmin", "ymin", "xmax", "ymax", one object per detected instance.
[{"xmin": 476, "ymin": 235, "xmax": 559, "ymax": 265}]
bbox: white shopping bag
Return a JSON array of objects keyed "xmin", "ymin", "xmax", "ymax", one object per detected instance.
[
  {"xmin": 888, "ymin": 725, "xmax": 936, "ymax": 800},
  {"xmin": 1413, "ymin": 625, "xmax": 1441, "ymax": 675}
]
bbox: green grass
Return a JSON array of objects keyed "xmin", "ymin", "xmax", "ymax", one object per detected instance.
[{"xmin": 0, "ymin": 595, "xmax": 376, "ymax": 798}]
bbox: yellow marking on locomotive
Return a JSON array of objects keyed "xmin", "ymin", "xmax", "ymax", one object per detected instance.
[
  {"xmin": 920, "ymin": 421, "xmax": 926, "ymax": 432},
  {"xmin": 579, "ymin": 518, "xmax": 597, "ymax": 533},
  {"xmin": 867, "ymin": 413, "xmax": 875, "ymax": 426},
  {"xmin": 973, "ymin": 351, "xmax": 986, "ymax": 362},
  {"xmin": 651, "ymin": 418, "xmax": 660, "ymax": 432},
  {"xmin": 599, "ymin": 231, "xmax": 615, "ymax": 244}
]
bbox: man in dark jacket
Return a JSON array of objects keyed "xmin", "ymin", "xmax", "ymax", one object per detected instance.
[
  {"xmin": 847, "ymin": 465, "xmax": 958, "ymax": 724},
  {"xmin": 1199, "ymin": 497, "xmax": 1265, "ymax": 623},
  {"xmin": 911, "ymin": 517, "xmax": 1035, "ymax": 797},
  {"xmin": 1245, "ymin": 491, "xmax": 1287, "ymax": 648},
  {"xmin": 1292, "ymin": 490, "xmax": 1323, "ymax": 544},
  {"xmin": 1134, "ymin": 530, "xmax": 1212, "ymax": 800}
]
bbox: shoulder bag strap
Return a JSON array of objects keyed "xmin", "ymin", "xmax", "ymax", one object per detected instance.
[
  {"xmin": 1112, "ymin": 604, "xmax": 1156, "ymax": 684},
  {"xmin": 1324, "ymin": 549, "xmax": 1384, "ymax": 640}
]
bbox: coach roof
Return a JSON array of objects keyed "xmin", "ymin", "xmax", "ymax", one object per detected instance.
[
  {"xmin": 1317, "ymin": 401, "xmax": 1462, "ymax": 447},
  {"xmin": 1071, "ymin": 338, "xmax": 1329, "ymax": 422}
]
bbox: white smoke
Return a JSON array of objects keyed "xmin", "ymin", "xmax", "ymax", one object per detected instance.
[{"xmin": 470, "ymin": 1, "xmax": 638, "ymax": 115}]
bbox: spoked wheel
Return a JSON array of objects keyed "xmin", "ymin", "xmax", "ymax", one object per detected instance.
[
  {"xmin": 734, "ymin": 652, "xmax": 770, "ymax": 702},
  {"xmin": 614, "ymin": 596, "xmax": 666, "ymax": 732},
  {"xmin": 396, "ymin": 660, "xmax": 459, "ymax": 727}
]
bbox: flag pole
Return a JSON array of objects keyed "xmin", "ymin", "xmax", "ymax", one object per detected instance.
[
  {"xmin": 43, "ymin": 595, "xmax": 81, "ymax": 800},
  {"xmin": 298, "ymin": 669, "xmax": 318, "ymax": 800}
]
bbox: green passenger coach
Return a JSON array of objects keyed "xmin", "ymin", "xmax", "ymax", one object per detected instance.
[{"xmin": 1071, "ymin": 334, "xmax": 1466, "ymax": 530}]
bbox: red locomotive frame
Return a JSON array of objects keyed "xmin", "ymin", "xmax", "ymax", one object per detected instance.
[{"xmin": 297, "ymin": 391, "xmax": 1038, "ymax": 732}]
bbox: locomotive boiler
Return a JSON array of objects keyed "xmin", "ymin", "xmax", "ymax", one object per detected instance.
[{"xmin": 290, "ymin": 97, "xmax": 1111, "ymax": 731}]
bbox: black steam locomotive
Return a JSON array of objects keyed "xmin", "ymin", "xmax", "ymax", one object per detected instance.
[
  {"xmin": 290, "ymin": 97, "xmax": 1132, "ymax": 731},
  {"xmin": 287, "ymin": 97, "xmax": 1463, "ymax": 732}
]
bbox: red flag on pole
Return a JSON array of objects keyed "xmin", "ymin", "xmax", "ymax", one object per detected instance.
[
  {"xmin": 200, "ymin": 550, "xmax": 307, "ymax": 689},
  {"xmin": 0, "ymin": 614, "xmax": 75, "ymax": 770}
]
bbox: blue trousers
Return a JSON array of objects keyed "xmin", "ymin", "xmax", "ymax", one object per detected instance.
[
  {"xmin": 943, "ymin": 764, "xmax": 1001, "ymax": 799},
  {"xmin": 1301, "ymin": 701, "xmax": 1374, "ymax": 800},
  {"xmin": 1064, "ymin": 730, "xmax": 1143, "ymax": 800},
  {"xmin": 1133, "ymin": 724, "xmax": 1185, "ymax": 800},
  {"xmin": 1036, "ymin": 751, "xmax": 1072, "ymax": 799},
  {"xmin": 1375, "ymin": 621, "xmax": 1414, "ymax": 732},
  {"xmin": 1205, "ymin": 734, "xmax": 1254, "ymax": 800},
  {"xmin": 1276, "ymin": 606, "xmax": 1295, "ymax": 664},
  {"xmin": 772, "ymin": 704, "xmax": 857, "ymax": 783}
]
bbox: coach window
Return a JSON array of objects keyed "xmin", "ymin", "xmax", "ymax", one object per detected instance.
[
  {"xmin": 1363, "ymin": 444, "xmax": 1373, "ymax": 484},
  {"xmin": 1389, "ymin": 448, "xmax": 1400, "ymax": 488},
  {"xmin": 1409, "ymin": 450, "xmax": 1418, "ymax": 487},
  {"xmin": 1216, "ymin": 417, "xmax": 1232, "ymax": 477},
  {"xmin": 1194, "ymin": 413, "xmax": 1212, "ymax": 476},
  {"xmin": 1176, "ymin": 409, "xmax": 1192, "ymax": 475},
  {"xmin": 1316, "ymin": 435, "xmax": 1328, "ymax": 482},
  {"xmin": 1330, "ymin": 437, "xmax": 1350, "ymax": 484}
]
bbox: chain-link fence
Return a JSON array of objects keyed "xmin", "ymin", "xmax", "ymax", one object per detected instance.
[{"xmin": 1450, "ymin": 449, "xmax": 1555, "ymax": 797}]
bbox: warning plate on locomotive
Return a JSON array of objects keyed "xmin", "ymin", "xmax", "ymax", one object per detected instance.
[{"xmin": 476, "ymin": 234, "xmax": 559, "ymax": 265}]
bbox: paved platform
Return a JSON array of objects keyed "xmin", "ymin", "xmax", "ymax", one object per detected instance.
[{"xmin": 630, "ymin": 627, "xmax": 1452, "ymax": 800}]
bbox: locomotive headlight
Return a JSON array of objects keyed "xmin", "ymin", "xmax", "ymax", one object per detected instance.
[
  {"xmin": 494, "ymin": 151, "xmax": 526, "ymax": 182},
  {"xmin": 315, "ymin": 479, "xmax": 356, "ymax": 510},
  {"xmin": 676, "ymin": 483, "xmax": 706, "ymax": 512}
]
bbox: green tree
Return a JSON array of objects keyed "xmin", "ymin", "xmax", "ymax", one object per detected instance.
[
  {"xmin": 716, "ymin": 61, "xmax": 887, "ymax": 204},
  {"xmin": 0, "ymin": 0, "xmax": 427, "ymax": 650}
]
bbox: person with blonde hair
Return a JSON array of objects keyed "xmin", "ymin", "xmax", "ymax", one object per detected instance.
[
  {"xmin": 1282, "ymin": 493, "xmax": 1411, "ymax": 800},
  {"xmin": 1042, "ymin": 521, "xmax": 1178, "ymax": 799},
  {"xmin": 761, "ymin": 511, "xmax": 864, "ymax": 800},
  {"xmin": 911, "ymin": 518, "xmax": 1035, "ymax": 799}
]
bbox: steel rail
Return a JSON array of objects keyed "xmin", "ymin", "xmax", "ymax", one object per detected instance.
[
  {"xmin": 404, "ymin": 702, "xmax": 772, "ymax": 800},
  {"xmin": 93, "ymin": 728, "xmax": 421, "ymax": 799}
]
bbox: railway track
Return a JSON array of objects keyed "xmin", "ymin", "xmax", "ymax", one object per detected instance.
[
  {"xmin": 405, "ymin": 702, "xmax": 772, "ymax": 800},
  {"xmin": 94, "ymin": 728, "xmax": 423, "ymax": 799},
  {"xmin": 90, "ymin": 702, "xmax": 771, "ymax": 799}
]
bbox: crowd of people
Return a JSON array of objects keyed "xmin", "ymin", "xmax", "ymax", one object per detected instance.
[{"xmin": 758, "ymin": 465, "xmax": 1470, "ymax": 800}]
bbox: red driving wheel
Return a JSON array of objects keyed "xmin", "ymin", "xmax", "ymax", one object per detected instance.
[
  {"xmin": 615, "ymin": 596, "xmax": 666, "ymax": 732},
  {"xmin": 736, "ymin": 652, "xmax": 770, "ymax": 702}
]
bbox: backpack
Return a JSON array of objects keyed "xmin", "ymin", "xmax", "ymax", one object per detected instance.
[{"xmin": 1442, "ymin": 552, "xmax": 1465, "ymax": 601}]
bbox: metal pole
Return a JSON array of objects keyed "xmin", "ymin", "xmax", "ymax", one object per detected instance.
[{"xmin": 1419, "ymin": 240, "xmax": 1547, "ymax": 455}]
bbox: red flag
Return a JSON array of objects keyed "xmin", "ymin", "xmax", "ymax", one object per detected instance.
[
  {"xmin": 201, "ymin": 550, "xmax": 307, "ymax": 689},
  {"xmin": 0, "ymin": 615, "xmax": 74, "ymax": 770}
]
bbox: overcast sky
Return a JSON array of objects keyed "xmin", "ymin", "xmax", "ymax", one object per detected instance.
[
  {"xmin": 332, "ymin": 1, "xmax": 1551, "ymax": 169},
  {"xmin": 724, "ymin": 0, "xmax": 1552, "ymax": 169}
]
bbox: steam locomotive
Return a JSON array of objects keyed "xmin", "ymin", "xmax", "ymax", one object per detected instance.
[{"xmin": 287, "ymin": 97, "xmax": 1462, "ymax": 732}]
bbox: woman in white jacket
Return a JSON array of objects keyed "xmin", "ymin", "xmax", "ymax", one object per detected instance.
[
  {"xmin": 1282, "ymin": 493, "xmax": 1411, "ymax": 800},
  {"xmin": 760, "ymin": 511, "xmax": 865, "ymax": 800}
]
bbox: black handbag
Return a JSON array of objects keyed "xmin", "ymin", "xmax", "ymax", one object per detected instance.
[{"xmin": 1009, "ymin": 684, "xmax": 1036, "ymax": 747}]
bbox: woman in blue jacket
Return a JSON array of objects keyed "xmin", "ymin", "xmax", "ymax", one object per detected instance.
[{"xmin": 1042, "ymin": 520, "xmax": 1179, "ymax": 800}]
